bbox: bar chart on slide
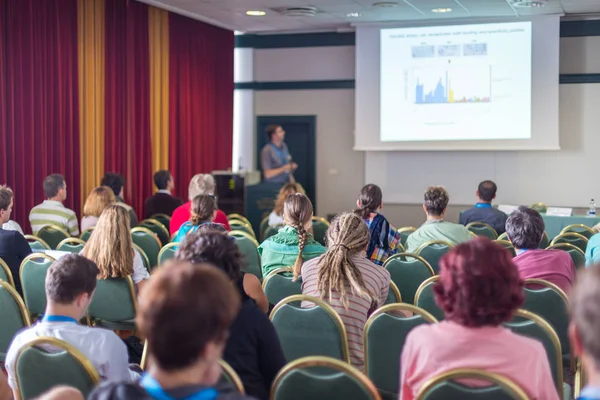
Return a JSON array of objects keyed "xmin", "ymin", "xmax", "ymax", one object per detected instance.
[{"xmin": 414, "ymin": 65, "xmax": 492, "ymax": 104}]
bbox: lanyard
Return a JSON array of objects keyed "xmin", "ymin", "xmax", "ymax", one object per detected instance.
[
  {"xmin": 140, "ymin": 374, "xmax": 218, "ymax": 400},
  {"xmin": 42, "ymin": 315, "xmax": 78, "ymax": 324},
  {"xmin": 270, "ymin": 143, "xmax": 288, "ymax": 165},
  {"xmin": 474, "ymin": 203, "xmax": 492, "ymax": 208}
]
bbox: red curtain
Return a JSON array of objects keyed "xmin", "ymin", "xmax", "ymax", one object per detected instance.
[
  {"xmin": 104, "ymin": 0, "xmax": 152, "ymax": 218},
  {"xmin": 0, "ymin": 0, "xmax": 80, "ymax": 233},
  {"xmin": 168, "ymin": 14, "xmax": 234, "ymax": 200}
]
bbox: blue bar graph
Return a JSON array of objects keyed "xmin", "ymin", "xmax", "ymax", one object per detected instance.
[{"xmin": 415, "ymin": 68, "xmax": 491, "ymax": 104}]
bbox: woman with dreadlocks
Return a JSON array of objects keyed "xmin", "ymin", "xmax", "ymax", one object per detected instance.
[{"xmin": 301, "ymin": 212, "xmax": 390, "ymax": 370}]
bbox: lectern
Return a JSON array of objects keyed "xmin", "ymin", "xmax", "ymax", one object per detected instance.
[{"xmin": 212, "ymin": 171, "xmax": 260, "ymax": 216}]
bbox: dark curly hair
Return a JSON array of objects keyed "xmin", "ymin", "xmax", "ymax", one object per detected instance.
[
  {"xmin": 174, "ymin": 231, "xmax": 242, "ymax": 281},
  {"xmin": 434, "ymin": 238, "xmax": 524, "ymax": 327}
]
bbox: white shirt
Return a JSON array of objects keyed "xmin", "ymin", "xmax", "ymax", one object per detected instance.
[
  {"xmin": 2, "ymin": 220, "xmax": 23, "ymax": 234},
  {"xmin": 5, "ymin": 321, "xmax": 140, "ymax": 389},
  {"xmin": 268, "ymin": 212, "xmax": 284, "ymax": 227},
  {"xmin": 132, "ymin": 250, "xmax": 150, "ymax": 284}
]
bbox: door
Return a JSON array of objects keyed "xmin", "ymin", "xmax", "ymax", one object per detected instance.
[{"xmin": 256, "ymin": 116, "xmax": 317, "ymax": 213}]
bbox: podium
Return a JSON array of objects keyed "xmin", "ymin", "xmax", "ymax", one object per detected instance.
[{"xmin": 212, "ymin": 171, "xmax": 261, "ymax": 216}]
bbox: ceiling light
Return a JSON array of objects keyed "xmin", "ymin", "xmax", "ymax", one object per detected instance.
[
  {"xmin": 373, "ymin": 2, "xmax": 399, "ymax": 8},
  {"xmin": 510, "ymin": 0, "xmax": 548, "ymax": 7},
  {"xmin": 346, "ymin": 12, "xmax": 361, "ymax": 17},
  {"xmin": 432, "ymin": 7, "xmax": 452, "ymax": 13},
  {"xmin": 246, "ymin": 10, "xmax": 266, "ymax": 16}
]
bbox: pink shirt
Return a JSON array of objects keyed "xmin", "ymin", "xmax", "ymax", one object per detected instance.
[
  {"xmin": 400, "ymin": 321, "xmax": 558, "ymax": 400},
  {"xmin": 512, "ymin": 249, "xmax": 575, "ymax": 294}
]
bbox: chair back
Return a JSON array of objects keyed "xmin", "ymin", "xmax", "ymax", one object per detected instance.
[
  {"xmin": 495, "ymin": 240, "xmax": 516, "ymax": 257},
  {"xmin": 270, "ymin": 295, "xmax": 350, "ymax": 362},
  {"xmin": 264, "ymin": 225, "xmax": 282, "ymax": 241},
  {"xmin": 140, "ymin": 219, "xmax": 170, "ymax": 247},
  {"xmin": 530, "ymin": 202, "xmax": 548, "ymax": 213},
  {"xmin": 131, "ymin": 227, "xmax": 162, "ymax": 269},
  {"xmin": 56, "ymin": 238, "xmax": 86, "ymax": 254},
  {"xmin": 157, "ymin": 242, "xmax": 178, "ymax": 266},
  {"xmin": 560, "ymin": 224, "xmax": 596, "ymax": 239},
  {"xmin": 546, "ymin": 243, "xmax": 586, "ymax": 270},
  {"xmin": 466, "ymin": 222, "xmax": 498, "ymax": 240},
  {"xmin": 20, "ymin": 254, "xmax": 55, "ymax": 317},
  {"xmin": 228, "ymin": 213, "xmax": 251, "ymax": 226},
  {"xmin": 397, "ymin": 227, "xmax": 417, "ymax": 247},
  {"xmin": 414, "ymin": 276, "xmax": 444, "ymax": 321},
  {"xmin": 260, "ymin": 217, "xmax": 270, "ymax": 241},
  {"xmin": 229, "ymin": 232, "xmax": 263, "ymax": 281},
  {"xmin": 88, "ymin": 276, "xmax": 137, "ymax": 331},
  {"xmin": 364, "ymin": 304, "xmax": 437, "ymax": 398},
  {"xmin": 384, "ymin": 281, "xmax": 402, "ymax": 304},
  {"xmin": 538, "ymin": 232, "xmax": 550, "ymax": 249},
  {"xmin": 263, "ymin": 268, "xmax": 302, "ymax": 306},
  {"xmin": 229, "ymin": 221, "xmax": 256, "ymax": 238},
  {"xmin": 133, "ymin": 244, "xmax": 152, "ymax": 273},
  {"xmin": 497, "ymin": 232, "xmax": 508, "ymax": 241},
  {"xmin": 271, "ymin": 356, "xmax": 382, "ymax": 400},
  {"xmin": 80, "ymin": 228, "xmax": 94, "ymax": 242},
  {"xmin": 550, "ymin": 232, "xmax": 588, "ymax": 253},
  {"xmin": 37, "ymin": 225, "xmax": 70, "ymax": 250},
  {"xmin": 24, "ymin": 235, "xmax": 51, "ymax": 252},
  {"xmin": 0, "ymin": 280, "xmax": 31, "ymax": 362},
  {"xmin": 149, "ymin": 213, "xmax": 171, "ymax": 230},
  {"xmin": 383, "ymin": 253, "xmax": 434, "ymax": 305},
  {"xmin": 311, "ymin": 217, "xmax": 330, "ymax": 246},
  {"xmin": 415, "ymin": 368, "xmax": 529, "ymax": 400},
  {"xmin": 416, "ymin": 241, "xmax": 454, "ymax": 274},
  {"xmin": 15, "ymin": 337, "xmax": 100, "ymax": 400},
  {"xmin": 219, "ymin": 359, "xmax": 245, "ymax": 393},
  {"xmin": 0, "ymin": 257, "xmax": 15, "ymax": 287}
]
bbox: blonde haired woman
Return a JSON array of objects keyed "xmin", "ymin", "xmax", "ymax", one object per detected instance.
[
  {"xmin": 81, "ymin": 205, "xmax": 149, "ymax": 290},
  {"xmin": 81, "ymin": 186, "xmax": 116, "ymax": 232},
  {"xmin": 301, "ymin": 212, "xmax": 390, "ymax": 370}
]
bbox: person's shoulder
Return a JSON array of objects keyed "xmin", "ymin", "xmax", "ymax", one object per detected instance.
[
  {"xmin": 88, "ymin": 380, "xmax": 146, "ymax": 400},
  {"xmin": 461, "ymin": 207, "xmax": 477, "ymax": 217},
  {"xmin": 500, "ymin": 326, "xmax": 547, "ymax": 354},
  {"xmin": 404, "ymin": 323, "xmax": 438, "ymax": 349}
]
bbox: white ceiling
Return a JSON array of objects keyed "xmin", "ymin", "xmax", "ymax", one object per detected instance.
[{"xmin": 139, "ymin": 0, "xmax": 600, "ymax": 33}]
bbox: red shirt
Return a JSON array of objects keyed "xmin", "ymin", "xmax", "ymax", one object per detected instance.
[{"xmin": 169, "ymin": 201, "xmax": 231, "ymax": 234}]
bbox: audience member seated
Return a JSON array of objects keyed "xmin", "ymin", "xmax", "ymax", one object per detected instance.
[
  {"xmin": 585, "ymin": 230, "xmax": 600, "ymax": 266},
  {"xmin": 354, "ymin": 184, "xmax": 402, "ymax": 266},
  {"xmin": 5, "ymin": 254, "xmax": 140, "ymax": 396},
  {"xmin": 175, "ymin": 230, "xmax": 284, "ymax": 399},
  {"xmin": 0, "ymin": 186, "xmax": 31, "ymax": 294},
  {"xmin": 301, "ymin": 213, "xmax": 390, "ymax": 370},
  {"xmin": 459, "ymin": 180, "xmax": 508, "ymax": 235},
  {"xmin": 507, "ymin": 206, "xmax": 575, "ymax": 293},
  {"xmin": 29, "ymin": 174, "xmax": 79, "ymax": 236},
  {"xmin": 143, "ymin": 170, "xmax": 183, "ymax": 219},
  {"xmin": 258, "ymin": 193, "xmax": 326, "ymax": 278},
  {"xmin": 81, "ymin": 186, "xmax": 116, "ymax": 232},
  {"xmin": 81, "ymin": 205, "xmax": 149, "ymax": 291},
  {"xmin": 170, "ymin": 174, "xmax": 230, "ymax": 235},
  {"xmin": 405, "ymin": 186, "xmax": 472, "ymax": 253},
  {"xmin": 100, "ymin": 172, "xmax": 138, "ymax": 228},
  {"xmin": 173, "ymin": 195, "xmax": 217, "ymax": 243},
  {"xmin": 268, "ymin": 183, "xmax": 305, "ymax": 227},
  {"xmin": 400, "ymin": 238, "xmax": 557, "ymax": 400}
]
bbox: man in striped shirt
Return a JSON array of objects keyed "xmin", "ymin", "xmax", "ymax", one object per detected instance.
[{"xmin": 29, "ymin": 174, "xmax": 79, "ymax": 236}]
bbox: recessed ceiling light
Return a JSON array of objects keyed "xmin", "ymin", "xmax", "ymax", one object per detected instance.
[
  {"xmin": 245, "ymin": 10, "xmax": 266, "ymax": 16},
  {"xmin": 346, "ymin": 12, "xmax": 361, "ymax": 17},
  {"xmin": 373, "ymin": 2, "xmax": 399, "ymax": 8},
  {"xmin": 431, "ymin": 7, "xmax": 452, "ymax": 12}
]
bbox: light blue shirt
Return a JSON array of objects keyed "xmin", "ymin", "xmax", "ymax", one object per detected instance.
[{"xmin": 585, "ymin": 232, "xmax": 600, "ymax": 267}]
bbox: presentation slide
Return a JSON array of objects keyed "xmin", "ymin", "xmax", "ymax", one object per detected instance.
[{"xmin": 380, "ymin": 22, "xmax": 532, "ymax": 142}]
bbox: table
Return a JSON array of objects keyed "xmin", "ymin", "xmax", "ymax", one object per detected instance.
[{"xmin": 541, "ymin": 214, "xmax": 600, "ymax": 239}]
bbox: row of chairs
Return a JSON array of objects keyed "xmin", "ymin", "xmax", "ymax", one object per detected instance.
[{"xmin": 258, "ymin": 215, "xmax": 331, "ymax": 244}]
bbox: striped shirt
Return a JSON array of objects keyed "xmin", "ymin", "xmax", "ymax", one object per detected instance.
[
  {"xmin": 29, "ymin": 200, "xmax": 79, "ymax": 236},
  {"xmin": 301, "ymin": 254, "xmax": 390, "ymax": 370}
]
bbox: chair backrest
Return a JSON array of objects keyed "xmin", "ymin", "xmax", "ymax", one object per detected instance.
[
  {"xmin": 80, "ymin": 228, "xmax": 94, "ymax": 242},
  {"xmin": 219, "ymin": 359, "xmax": 245, "ymax": 394},
  {"xmin": 415, "ymin": 368, "xmax": 529, "ymax": 400},
  {"xmin": 414, "ymin": 276, "xmax": 444, "ymax": 321},
  {"xmin": 260, "ymin": 216, "xmax": 270, "ymax": 241},
  {"xmin": 466, "ymin": 222, "xmax": 499, "ymax": 240},
  {"xmin": 384, "ymin": 281, "xmax": 402, "ymax": 304},
  {"xmin": 263, "ymin": 267, "xmax": 302, "ymax": 305},
  {"xmin": 37, "ymin": 225, "xmax": 70, "ymax": 250},
  {"xmin": 88, "ymin": 276, "xmax": 137, "ymax": 324},
  {"xmin": 229, "ymin": 221, "xmax": 256, "ymax": 238},
  {"xmin": 497, "ymin": 232, "xmax": 508, "ymax": 241},
  {"xmin": 157, "ymin": 242, "xmax": 178, "ymax": 266},
  {"xmin": 311, "ymin": 217, "xmax": 330, "ymax": 246},
  {"xmin": 228, "ymin": 213, "xmax": 251, "ymax": 226},
  {"xmin": 550, "ymin": 232, "xmax": 588, "ymax": 253},
  {"xmin": 20, "ymin": 254, "xmax": 56, "ymax": 317},
  {"xmin": 416, "ymin": 241, "xmax": 455, "ymax": 274},
  {"xmin": 0, "ymin": 280, "xmax": 31, "ymax": 362},
  {"xmin": 24, "ymin": 235, "xmax": 51, "ymax": 252},
  {"xmin": 383, "ymin": 253, "xmax": 434, "ymax": 305},
  {"xmin": 495, "ymin": 240, "xmax": 516, "ymax": 257},
  {"xmin": 538, "ymin": 232, "xmax": 550, "ymax": 249},
  {"xmin": 271, "ymin": 356, "xmax": 382, "ymax": 400},
  {"xmin": 133, "ymin": 244, "xmax": 152, "ymax": 273},
  {"xmin": 56, "ymin": 238, "xmax": 86, "ymax": 254},
  {"xmin": 229, "ymin": 232, "xmax": 263, "ymax": 282},
  {"xmin": 131, "ymin": 227, "xmax": 162, "ymax": 269},
  {"xmin": 397, "ymin": 227, "xmax": 417, "ymax": 247},
  {"xmin": 546, "ymin": 243, "xmax": 586, "ymax": 270},
  {"xmin": 270, "ymin": 295, "xmax": 350, "ymax": 362},
  {"xmin": 149, "ymin": 213, "xmax": 171, "ymax": 230},
  {"xmin": 560, "ymin": 224, "xmax": 596, "ymax": 239},
  {"xmin": 0, "ymin": 257, "xmax": 15, "ymax": 287},
  {"xmin": 140, "ymin": 219, "xmax": 170, "ymax": 247},
  {"xmin": 15, "ymin": 336, "xmax": 100, "ymax": 400},
  {"xmin": 364, "ymin": 304, "xmax": 437, "ymax": 398},
  {"xmin": 264, "ymin": 225, "xmax": 282, "ymax": 241},
  {"xmin": 530, "ymin": 202, "xmax": 548, "ymax": 213}
]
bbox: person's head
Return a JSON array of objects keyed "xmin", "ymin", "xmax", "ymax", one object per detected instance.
[
  {"xmin": 82, "ymin": 186, "xmax": 116, "ymax": 218},
  {"xmin": 477, "ymin": 180, "xmax": 497, "ymax": 203},
  {"xmin": 43, "ymin": 174, "xmax": 67, "ymax": 202},
  {"xmin": 175, "ymin": 231, "xmax": 243, "ymax": 282},
  {"xmin": 570, "ymin": 266, "xmax": 600, "ymax": 376},
  {"xmin": 81, "ymin": 205, "xmax": 134, "ymax": 279},
  {"xmin": 154, "ymin": 170, "xmax": 174, "ymax": 191},
  {"xmin": 0, "ymin": 186, "xmax": 14, "ymax": 224},
  {"xmin": 188, "ymin": 174, "xmax": 216, "ymax": 201},
  {"xmin": 435, "ymin": 238, "xmax": 524, "ymax": 327},
  {"xmin": 45, "ymin": 254, "xmax": 99, "ymax": 320},
  {"xmin": 100, "ymin": 173, "xmax": 126, "ymax": 199},
  {"xmin": 505, "ymin": 206, "xmax": 545, "ymax": 250},
  {"xmin": 191, "ymin": 195, "xmax": 217, "ymax": 226},
  {"xmin": 273, "ymin": 183, "xmax": 306, "ymax": 216},
  {"xmin": 137, "ymin": 261, "xmax": 240, "ymax": 381},
  {"xmin": 423, "ymin": 186, "xmax": 449, "ymax": 217},
  {"xmin": 355, "ymin": 184, "xmax": 383, "ymax": 220},
  {"xmin": 195, "ymin": 222, "xmax": 228, "ymax": 235},
  {"xmin": 266, "ymin": 125, "xmax": 285, "ymax": 143},
  {"xmin": 283, "ymin": 193, "xmax": 314, "ymax": 276}
]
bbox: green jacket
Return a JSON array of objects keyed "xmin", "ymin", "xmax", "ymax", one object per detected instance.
[{"xmin": 258, "ymin": 225, "xmax": 327, "ymax": 278}]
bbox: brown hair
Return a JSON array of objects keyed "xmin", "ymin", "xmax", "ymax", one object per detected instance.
[
  {"xmin": 45, "ymin": 254, "xmax": 99, "ymax": 304},
  {"xmin": 424, "ymin": 186, "xmax": 449, "ymax": 216},
  {"xmin": 570, "ymin": 265, "xmax": 600, "ymax": 369},
  {"xmin": 0, "ymin": 185, "xmax": 14, "ymax": 211},
  {"xmin": 190, "ymin": 194, "xmax": 217, "ymax": 226},
  {"xmin": 355, "ymin": 184, "xmax": 383, "ymax": 219},
  {"xmin": 284, "ymin": 194, "xmax": 314, "ymax": 279},
  {"xmin": 273, "ymin": 183, "xmax": 306, "ymax": 216},
  {"xmin": 83, "ymin": 186, "xmax": 116, "ymax": 218},
  {"xmin": 81, "ymin": 205, "xmax": 134, "ymax": 279},
  {"xmin": 137, "ymin": 261, "xmax": 240, "ymax": 371}
]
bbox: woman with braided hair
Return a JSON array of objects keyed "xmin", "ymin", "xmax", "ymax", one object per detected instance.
[
  {"xmin": 258, "ymin": 193, "xmax": 326, "ymax": 278},
  {"xmin": 301, "ymin": 212, "xmax": 390, "ymax": 370}
]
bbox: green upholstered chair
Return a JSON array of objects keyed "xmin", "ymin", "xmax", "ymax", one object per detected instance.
[
  {"xmin": 271, "ymin": 356, "xmax": 381, "ymax": 400},
  {"xmin": 0, "ymin": 280, "xmax": 31, "ymax": 362},
  {"xmin": 263, "ymin": 225, "xmax": 281, "ymax": 241},
  {"xmin": 311, "ymin": 217, "xmax": 330, "ymax": 246},
  {"xmin": 559, "ymin": 224, "xmax": 596, "ymax": 239},
  {"xmin": 219, "ymin": 360, "xmax": 245, "ymax": 394},
  {"xmin": 88, "ymin": 276, "xmax": 137, "ymax": 331},
  {"xmin": 230, "ymin": 221, "xmax": 256, "ymax": 238},
  {"xmin": 364, "ymin": 304, "xmax": 438, "ymax": 399},
  {"xmin": 539, "ymin": 232, "xmax": 550, "ymax": 249},
  {"xmin": 466, "ymin": 222, "xmax": 499, "ymax": 240},
  {"xmin": 260, "ymin": 216, "xmax": 270, "ymax": 241},
  {"xmin": 415, "ymin": 368, "xmax": 529, "ymax": 400},
  {"xmin": 140, "ymin": 219, "xmax": 170, "ymax": 247},
  {"xmin": 228, "ymin": 214, "xmax": 251, "ymax": 226},
  {"xmin": 384, "ymin": 281, "xmax": 402, "ymax": 305},
  {"xmin": 157, "ymin": 242, "xmax": 178, "ymax": 266},
  {"xmin": 229, "ymin": 231, "xmax": 263, "ymax": 282},
  {"xmin": 80, "ymin": 228, "xmax": 94, "ymax": 242},
  {"xmin": 20, "ymin": 253, "xmax": 55, "ymax": 319},
  {"xmin": 270, "ymin": 295, "xmax": 350, "ymax": 362},
  {"xmin": 131, "ymin": 227, "xmax": 162, "ymax": 270},
  {"xmin": 495, "ymin": 240, "xmax": 517, "ymax": 257},
  {"xmin": 497, "ymin": 232, "xmax": 508, "ymax": 241},
  {"xmin": 262, "ymin": 268, "xmax": 302, "ymax": 306},
  {"xmin": 550, "ymin": 232, "xmax": 588, "ymax": 254},
  {"xmin": 546, "ymin": 243, "xmax": 586, "ymax": 270},
  {"xmin": 37, "ymin": 225, "xmax": 70, "ymax": 250},
  {"xmin": 15, "ymin": 337, "xmax": 100, "ymax": 400},
  {"xmin": 530, "ymin": 202, "xmax": 548, "ymax": 213},
  {"xmin": 416, "ymin": 241, "xmax": 454, "ymax": 274},
  {"xmin": 414, "ymin": 276, "xmax": 444, "ymax": 321},
  {"xmin": 24, "ymin": 235, "xmax": 51, "ymax": 252},
  {"xmin": 0, "ymin": 257, "xmax": 15, "ymax": 288},
  {"xmin": 56, "ymin": 238, "xmax": 86, "ymax": 254},
  {"xmin": 383, "ymin": 253, "xmax": 434, "ymax": 306},
  {"xmin": 149, "ymin": 213, "xmax": 171, "ymax": 231},
  {"xmin": 397, "ymin": 227, "xmax": 417, "ymax": 247}
]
